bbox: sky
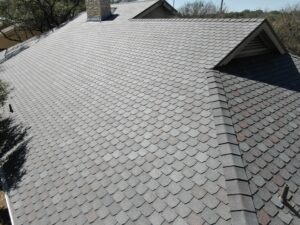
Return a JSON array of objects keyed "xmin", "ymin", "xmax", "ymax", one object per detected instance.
[{"xmin": 167, "ymin": 0, "xmax": 300, "ymax": 12}]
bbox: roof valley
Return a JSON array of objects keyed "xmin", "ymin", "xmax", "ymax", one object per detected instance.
[{"xmin": 206, "ymin": 70, "xmax": 259, "ymax": 225}]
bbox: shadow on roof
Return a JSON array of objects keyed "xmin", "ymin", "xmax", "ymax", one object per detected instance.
[
  {"xmin": 0, "ymin": 116, "xmax": 30, "ymax": 191},
  {"xmin": 105, "ymin": 14, "xmax": 119, "ymax": 21},
  {"xmin": 218, "ymin": 54, "xmax": 300, "ymax": 92}
]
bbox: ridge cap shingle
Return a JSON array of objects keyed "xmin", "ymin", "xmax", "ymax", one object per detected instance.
[{"xmin": 206, "ymin": 69, "xmax": 259, "ymax": 225}]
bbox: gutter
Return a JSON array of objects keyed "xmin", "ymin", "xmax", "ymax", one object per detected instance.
[{"xmin": 4, "ymin": 191, "xmax": 16, "ymax": 225}]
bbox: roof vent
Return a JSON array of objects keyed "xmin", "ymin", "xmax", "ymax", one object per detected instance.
[
  {"xmin": 236, "ymin": 31, "xmax": 276, "ymax": 58},
  {"xmin": 86, "ymin": 0, "xmax": 111, "ymax": 21}
]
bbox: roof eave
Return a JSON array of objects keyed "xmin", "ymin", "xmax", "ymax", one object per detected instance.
[{"xmin": 0, "ymin": 169, "xmax": 16, "ymax": 225}]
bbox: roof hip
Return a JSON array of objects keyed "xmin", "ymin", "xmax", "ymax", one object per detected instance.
[{"xmin": 206, "ymin": 70, "xmax": 259, "ymax": 225}]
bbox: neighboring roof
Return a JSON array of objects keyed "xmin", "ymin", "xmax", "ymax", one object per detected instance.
[
  {"xmin": 132, "ymin": 0, "xmax": 177, "ymax": 18},
  {"xmin": 0, "ymin": 25, "xmax": 15, "ymax": 37},
  {"xmin": 111, "ymin": 0, "xmax": 175, "ymax": 21},
  {"xmin": 0, "ymin": 1, "xmax": 297, "ymax": 225}
]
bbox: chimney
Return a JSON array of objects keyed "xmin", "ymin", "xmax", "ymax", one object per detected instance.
[{"xmin": 85, "ymin": 0, "xmax": 111, "ymax": 21}]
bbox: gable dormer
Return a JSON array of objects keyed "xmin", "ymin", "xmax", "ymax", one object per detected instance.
[
  {"xmin": 216, "ymin": 20, "xmax": 287, "ymax": 67},
  {"xmin": 133, "ymin": 0, "xmax": 177, "ymax": 19}
]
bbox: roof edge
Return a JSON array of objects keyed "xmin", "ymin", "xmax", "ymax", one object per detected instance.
[
  {"xmin": 130, "ymin": 18, "xmax": 264, "ymax": 22},
  {"xmin": 206, "ymin": 70, "xmax": 259, "ymax": 225},
  {"xmin": 4, "ymin": 191, "xmax": 16, "ymax": 225},
  {"xmin": 0, "ymin": 169, "xmax": 16, "ymax": 225},
  {"xmin": 215, "ymin": 19, "xmax": 287, "ymax": 68}
]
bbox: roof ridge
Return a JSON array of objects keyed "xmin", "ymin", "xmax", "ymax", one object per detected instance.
[
  {"xmin": 206, "ymin": 69, "xmax": 259, "ymax": 225},
  {"xmin": 130, "ymin": 18, "xmax": 265, "ymax": 22}
]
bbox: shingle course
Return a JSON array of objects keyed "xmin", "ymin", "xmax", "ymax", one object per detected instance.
[
  {"xmin": 0, "ymin": 1, "xmax": 289, "ymax": 225},
  {"xmin": 220, "ymin": 54, "xmax": 300, "ymax": 225},
  {"xmin": 1, "ymin": 5, "xmax": 252, "ymax": 222}
]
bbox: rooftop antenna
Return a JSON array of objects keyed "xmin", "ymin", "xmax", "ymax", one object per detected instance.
[{"xmin": 173, "ymin": 0, "xmax": 175, "ymax": 8}]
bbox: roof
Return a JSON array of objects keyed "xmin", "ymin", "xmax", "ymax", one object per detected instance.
[
  {"xmin": 0, "ymin": 1, "xmax": 298, "ymax": 225},
  {"xmin": 0, "ymin": 25, "xmax": 15, "ymax": 36},
  {"xmin": 132, "ymin": 0, "xmax": 177, "ymax": 18},
  {"xmin": 218, "ymin": 54, "xmax": 300, "ymax": 225},
  {"xmin": 111, "ymin": 0, "xmax": 163, "ymax": 21}
]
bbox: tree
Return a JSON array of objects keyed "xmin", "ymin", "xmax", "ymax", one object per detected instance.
[
  {"xmin": 268, "ymin": 8, "xmax": 300, "ymax": 56},
  {"xmin": 0, "ymin": 0, "xmax": 86, "ymax": 42},
  {"xmin": 179, "ymin": 1, "xmax": 218, "ymax": 17}
]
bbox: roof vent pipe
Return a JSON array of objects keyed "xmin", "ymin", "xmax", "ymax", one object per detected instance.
[
  {"xmin": 9, "ymin": 104, "xmax": 13, "ymax": 113},
  {"xmin": 280, "ymin": 185, "xmax": 289, "ymax": 204}
]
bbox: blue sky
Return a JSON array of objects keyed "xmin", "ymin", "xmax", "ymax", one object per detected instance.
[{"xmin": 167, "ymin": 0, "xmax": 300, "ymax": 11}]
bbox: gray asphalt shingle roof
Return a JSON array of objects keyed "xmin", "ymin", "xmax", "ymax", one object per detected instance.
[
  {"xmin": 0, "ymin": 1, "xmax": 298, "ymax": 225},
  {"xmin": 218, "ymin": 54, "xmax": 300, "ymax": 225},
  {"xmin": 111, "ymin": 0, "xmax": 159, "ymax": 21}
]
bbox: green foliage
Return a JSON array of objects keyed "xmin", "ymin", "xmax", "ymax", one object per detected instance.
[
  {"xmin": 179, "ymin": 1, "xmax": 300, "ymax": 56},
  {"xmin": 222, "ymin": 9, "xmax": 265, "ymax": 18},
  {"xmin": 0, "ymin": 0, "xmax": 86, "ymax": 41},
  {"xmin": 267, "ymin": 11, "xmax": 300, "ymax": 56}
]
